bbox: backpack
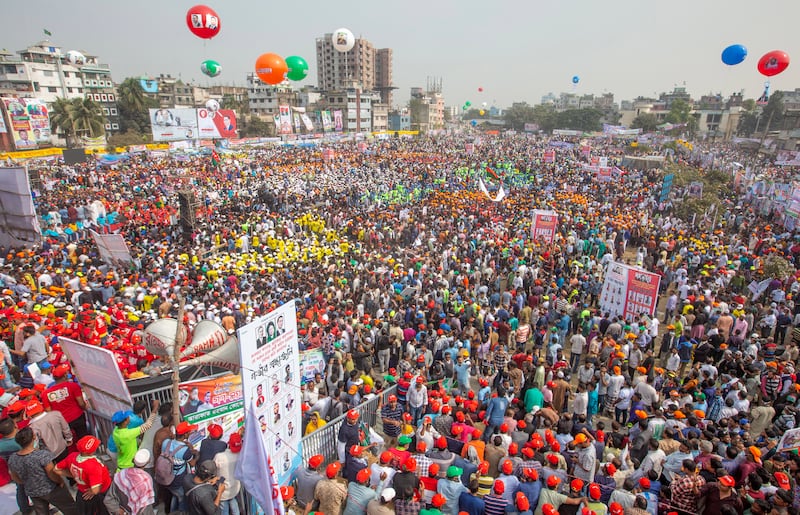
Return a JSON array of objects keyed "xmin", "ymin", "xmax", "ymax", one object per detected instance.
[{"xmin": 154, "ymin": 440, "xmax": 187, "ymax": 486}]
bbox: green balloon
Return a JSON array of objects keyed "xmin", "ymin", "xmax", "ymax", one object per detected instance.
[
  {"xmin": 465, "ymin": 101, "xmax": 472, "ymax": 107},
  {"xmin": 285, "ymin": 55, "xmax": 309, "ymax": 81},
  {"xmin": 200, "ymin": 60, "xmax": 222, "ymax": 77}
]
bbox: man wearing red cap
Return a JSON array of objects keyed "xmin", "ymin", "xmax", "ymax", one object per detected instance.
[
  {"xmin": 197, "ymin": 423, "xmax": 227, "ymax": 463},
  {"xmin": 297, "ymin": 454, "xmax": 325, "ymax": 510},
  {"xmin": 43, "ymin": 363, "xmax": 88, "ymax": 439},
  {"xmin": 697, "ymin": 475, "xmax": 743, "ymax": 515},
  {"xmin": 27, "ymin": 399, "xmax": 72, "ymax": 462},
  {"xmin": 343, "ymin": 468, "xmax": 377, "ymax": 515},
  {"xmin": 55, "ymin": 434, "xmax": 111, "ymax": 514},
  {"xmin": 214, "ymin": 433, "xmax": 242, "ymax": 515},
  {"xmin": 407, "ymin": 376, "xmax": 428, "ymax": 426},
  {"xmin": 380, "ymin": 395, "xmax": 404, "ymax": 448},
  {"xmin": 533, "ymin": 473, "xmax": 586, "ymax": 515},
  {"xmin": 310, "ymin": 463, "xmax": 347, "ymax": 515},
  {"xmin": 338, "ymin": 409, "xmax": 362, "ymax": 463}
]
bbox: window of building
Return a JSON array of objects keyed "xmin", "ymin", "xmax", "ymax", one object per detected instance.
[
  {"xmin": 110, "ymin": 108, "xmax": 117, "ymax": 115},
  {"xmin": 48, "ymin": 86, "xmax": 57, "ymax": 92},
  {"xmin": 111, "ymin": 123, "xmax": 119, "ymax": 130},
  {"xmin": 105, "ymin": 123, "xmax": 111, "ymax": 130},
  {"xmin": 103, "ymin": 108, "xmax": 110, "ymax": 115},
  {"xmin": 91, "ymin": 80, "xmax": 98, "ymax": 86},
  {"xmin": 94, "ymin": 94, "xmax": 101, "ymax": 101},
  {"xmin": 107, "ymin": 94, "xmax": 114, "ymax": 102},
  {"xmin": 101, "ymin": 93, "xmax": 108, "ymax": 101}
]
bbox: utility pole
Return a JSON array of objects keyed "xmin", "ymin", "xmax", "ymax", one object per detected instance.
[{"xmin": 172, "ymin": 295, "xmax": 186, "ymax": 427}]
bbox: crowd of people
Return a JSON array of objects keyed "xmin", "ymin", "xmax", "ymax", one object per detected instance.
[{"xmin": 0, "ymin": 133, "xmax": 799, "ymax": 515}]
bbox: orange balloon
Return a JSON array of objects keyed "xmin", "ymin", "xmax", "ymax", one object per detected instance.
[{"xmin": 255, "ymin": 53, "xmax": 287, "ymax": 85}]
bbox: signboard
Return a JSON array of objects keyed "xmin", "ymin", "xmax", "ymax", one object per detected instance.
[
  {"xmin": 543, "ymin": 150, "xmax": 555, "ymax": 163},
  {"xmin": 237, "ymin": 302, "xmax": 302, "ymax": 485},
  {"xmin": 523, "ymin": 123, "xmax": 539, "ymax": 133},
  {"xmin": 91, "ymin": 231, "xmax": 135, "ymax": 268},
  {"xmin": 299, "ymin": 349, "xmax": 326, "ymax": 384},
  {"xmin": 3, "ymin": 98, "xmax": 50, "ymax": 149},
  {"xmin": 660, "ymin": 173, "xmax": 674, "ymax": 202},
  {"xmin": 688, "ymin": 181, "xmax": 704, "ymax": 198},
  {"xmin": 333, "ymin": 110, "xmax": 343, "ymax": 132},
  {"xmin": 531, "ymin": 210, "xmax": 558, "ymax": 243},
  {"xmin": 149, "ymin": 108, "xmax": 199, "ymax": 141},
  {"xmin": 278, "ymin": 106, "xmax": 293, "ymax": 135},
  {"xmin": 59, "ymin": 337, "xmax": 133, "ymax": 415},
  {"xmin": 197, "ymin": 108, "xmax": 237, "ymax": 139},
  {"xmin": 179, "ymin": 373, "xmax": 244, "ymax": 444},
  {"xmin": 599, "ymin": 262, "xmax": 661, "ymax": 322}
]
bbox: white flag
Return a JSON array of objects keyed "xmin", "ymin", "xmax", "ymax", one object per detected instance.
[{"xmin": 235, "ymin": 400, "xmax": 285, "ymax": 515}]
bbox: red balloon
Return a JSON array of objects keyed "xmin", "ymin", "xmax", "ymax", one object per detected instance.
[
  {"xmin": 255, "ymin": 53, "xmax": 288, "ymax": 85},
  {"xmin": 757, "ymin": 50, "xmax": 790, "ymax": 77},
  {"xmin": 478, "ymin": 87, "xmax": 484, "ymax": 92},
  {"xmin": 186, "ymin": 5, "xmax": 221, "ymax": 39}
]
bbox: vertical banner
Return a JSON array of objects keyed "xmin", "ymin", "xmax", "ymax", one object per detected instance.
[
  {"xmin": 237, "ymin": 302, "xmax": 301, "ymax": 485},
  {"xmin": 59, "ymin": 338, "xmax": 133, "ymax": 415},
  {"xmin": 465, "ymin": 143, "xmax": 474, "ymax": 154},
  {"xmin": 581, "ymin": 145, "xmax": 591, "ymax": 158},
  {"xmin": 26, "ymin": 100, "xmax": 51, "ymax": 144},
  {"xmin": 660, "ymin": 174, "xmax": 674, "ymax": 202},
  {"xmin": 278, "ymin": 106, "xmax": 293, "ymax": 135},
  {"xmin": 293, "ymin": 113, "xmax": 301, "ymax": 133},
  {"xmin": 599, "ymin": 262, "xmax": 660, "ymax": 322},
  {"xmin": 530, "ymin": 210, "xmax": 559, "ymax": 243},
  {"xmin": 3, "ymin": 98, "xmax": 38, "ymax": 149},
  {"xmin": 300, "ymin": 114, "xmax": 314, "ymax": 132},
  {"xmin": 333, "ymin": 110, "xmax": 343, "ymax": 132},
  {"xmin": 321, "ymin": 111, "xmax": 333, "ymax": 132},
  {"xmin": 543, "ymin": 150, "xmax": 555, "ymax": 163}
]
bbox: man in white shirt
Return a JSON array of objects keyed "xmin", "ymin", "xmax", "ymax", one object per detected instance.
[{"xmin": 214, "ymin": 433, "xmax": 242, "ymax": 515}]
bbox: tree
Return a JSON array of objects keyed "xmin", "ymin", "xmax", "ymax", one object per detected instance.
[
  {"xmin": 503, "ymin": 102, "xmax": 536, "ymax": 130},
  {"xmin": 554, "ymin": 109, "xmax": 602, "ymax": 132},
  {"xmin": 631, "ymin": 113, "xmax": 659, "ymax": 132},
  {"xmin": 759, "ymin": 91, "xmax": 785, "ymax": 132},
  {"xmin": 666, "ymin": 99, "xmax": 692, "ymax": 124},
  {"xmin": 106, "ymin": 131, "xmax": 151, "ymax": 151},
  {"xmin": 221, "ymin": 95, "xmax": 249, "ymax": 116},
  {"xmin": 737, "ymin": 98, "xmax": 759, "ymax": 136},
  {"xmin": 69, "ymin": 97, "xmax": 105, "ymax": 138},
  {"xmin": 241, "ymin": 115, "xmax": 272, "ymax": 137},
  {"xmin": 50, "ymin": 97, "xmax": 76, "ymax": 147},
  {"xmin": 116, "ymin": 77, "xmax": 158, "ymax": 135},
  {"xmin": 117, "ymin": 78, "xmax": 147, "ymax": 112}
]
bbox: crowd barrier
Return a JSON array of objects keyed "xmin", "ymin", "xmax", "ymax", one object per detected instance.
[{"xmin": 299, "ymin": 384, "xmax": 397, "ymax": 463}]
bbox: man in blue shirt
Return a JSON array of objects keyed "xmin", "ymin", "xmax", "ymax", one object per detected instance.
[
  {"xmin": 482, "ymin": 388, "xmax": 509, "ymax": 442},
  {"xmin": 459, "ymin": 479, "xmax": 486, "ymax": 515}
]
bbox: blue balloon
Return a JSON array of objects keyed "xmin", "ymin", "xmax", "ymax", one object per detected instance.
[
  {"xmin": 721, "ymin": 44, "xmax": 747, "ymax": 66},
  {"xmin": 470, "ymin": 120, "xmax": 478, "ymax": 127},
  {"xmin": 572, "ymin": 75, "xmax": 580, "ymax": 84}
]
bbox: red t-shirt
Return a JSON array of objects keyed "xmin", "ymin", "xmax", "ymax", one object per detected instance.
[
  {"xmin": 43, "ymin": 381, "xmax": 85, "ymax": 423},
  {"xmin": 56, "ymin": 453, "xmax": 111, "ymax": 493}
]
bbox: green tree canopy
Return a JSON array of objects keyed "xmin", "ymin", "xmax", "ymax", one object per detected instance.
[{"xmin": 631, "ymin": 113, "xmax": 659, "ymax": 132}]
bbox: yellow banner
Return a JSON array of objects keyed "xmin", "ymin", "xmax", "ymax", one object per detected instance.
[{"xmin": 0, "ymin": 147, "xmax": 63, "ymax": 160}]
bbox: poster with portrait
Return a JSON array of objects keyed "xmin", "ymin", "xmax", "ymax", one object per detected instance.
[
  {"xmin": 333, "ymin": 110, "xmax": 343, "ymax": 132},
  {"xmin": 321, "ymin": 111, "xmax": 332, "ymax": 132},
  {"xmin": 599, "ymin": 262, "xmax": 661, "ymax": 322},
  {"xmin": 299, "ymin": 349, "xmax": 326, "ymax": 384},
  {"xmin": 149, "ymin": 108, "xmax": 199, "ymax": 141},
  {"xmin": 179, "ymin": 373, "xmax": 244, "ymax": 445},
  {"xmin": 278, "ymin": 105, "xmax": 293, "ymax": 135},
  {"xmin": 25, "ymin": 99, "xmax": 51, "ymax": 144},
  {"xmin": 238, "ymin": 302, "xmax": 301, "ymax": 485},
  {"xmin": 3, "ymin": 98, "xmax": 38, "ymax": 149},
  {"xmin": 197, "ymin": 108, "xmax": 237, "ymax": 139}
]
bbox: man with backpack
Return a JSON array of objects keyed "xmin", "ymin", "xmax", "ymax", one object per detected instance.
[{"xmin": 156, "ymin": 420, "xmax": 198, "ymax": 514}]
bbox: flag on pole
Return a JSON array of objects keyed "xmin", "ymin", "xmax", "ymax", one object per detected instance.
[
  {"xmin": 211, "ymin": 149, "xmax": 220, "ymax": 169},
  {"xmin": 235, "ymin": 400, "xmax": 285, "ymax": 515},
  {"xmin": 43, "ymin": 29, "xmax": 52, "ymax": 37}
]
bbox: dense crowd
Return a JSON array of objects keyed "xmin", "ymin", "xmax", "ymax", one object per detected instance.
[{"xmin": 1, "ymin": 134, "xmax": 800, "ymax": 515}]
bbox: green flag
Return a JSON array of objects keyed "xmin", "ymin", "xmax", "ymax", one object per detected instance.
[{"xmin": 43, "ymin": 29, "xmax": 52, "ymax": 37}]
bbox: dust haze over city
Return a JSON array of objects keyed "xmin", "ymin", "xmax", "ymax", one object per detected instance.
[{"xmin": 2, "ymin": 0, "xmax": 798, "ymax": 107}]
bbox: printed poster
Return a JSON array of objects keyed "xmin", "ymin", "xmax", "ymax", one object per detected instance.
[
  {"xmin": 179, "ymin": 373, "xmax": 244, "ymax": 445},
  {"xmin": 197, "ymin": 108, "xmax": 237, "ymax": 139},
  {"xmin": 321, "ymin": 111, "xmax": 332, "ymax": 132},
  {"xmin": 3, "ymin": 98, "xmax": 42, "ymax": 149},
  {"xmin": 543, "ymin": 150, "xmax": 555, "ymax": 163},
  {"xmin": 599, "ymin": 262, "xmax": 661, "ymax": 322},
  {"xmin": 59, "ymin": 337, "xmax": 133, "ymax": 415},
  {"xmin": 333, "ymin": 110, "xmax": 343, "ymax": 132},
  {"xmin": 149, "ymin": 108, "xmax": 198, "ymax": 141},
  {"xmin": 237, "ymin": 302, "xmax": 302, "ymax": 485},
  {"xmin": 278, "ymin": 105, "xmax": 293, "ymax": 135},
  {"xmin": 531, "ymin": 210, "xmax": 558, "ymax": 243},
  {"xmin": 299, "ymin": 349, "xmax": 326, "ymax": 384}
]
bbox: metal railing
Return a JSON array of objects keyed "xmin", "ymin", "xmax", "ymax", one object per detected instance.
[{"xmin": 300, "ymin": 384, "xmax": 396, "ymax": 463}]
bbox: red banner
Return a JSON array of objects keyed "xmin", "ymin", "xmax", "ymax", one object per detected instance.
[
  {"xmin": 624, "ymin": 268, "xmax": 661, "ymax": 319},
  {"xmin": 531, "ymin": 210, "xmax": 558, "ymax": 243}
]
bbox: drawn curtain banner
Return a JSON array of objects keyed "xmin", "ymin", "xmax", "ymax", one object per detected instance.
[{"xmin": 0, "ymin": 167, "xmax": 41, "ymax": 248}]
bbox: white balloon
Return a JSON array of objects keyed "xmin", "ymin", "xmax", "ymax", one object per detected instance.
[
  {"xmin": 65, "ymin": 50, "xmax": 86, "ymax": 66},
  {"xmin": 331, "ymin": 28, "xmax": 355, "ymax": 52},
  {"xmin": 205, "ymin": 99, "xmax": 220, "ymax": 112}
]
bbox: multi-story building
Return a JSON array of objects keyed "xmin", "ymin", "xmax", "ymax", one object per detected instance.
[
  {"xmin": 322, "ymin": 86, "xmax": 380, "ymax": 132},
  {"xmin": 388, "ymin": 110, "xmax": 411, "ymax": 131},
  {"xmin": 374, "ymin": 48, "xmax": 395, "ymax": 105},
  {"xmin": 372, "ymin": 102, "xmax": 389, "ymax": 132},
  {"xmin": 0, "ymin": 41, "xmax": 119, "ymax": 139},
  {"xmin": 247, "ymin": 72, "xmax": 298, "ymax": 118},
  {"xmin": 316, "ymin": 35, "xmax": 375, "ymax": 92},
  {"xmin": 140, "ymin": 74, "xmax": 194, "ymax": 108}
]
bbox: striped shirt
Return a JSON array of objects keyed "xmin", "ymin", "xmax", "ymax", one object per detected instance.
[{"xmin": 484, "ymin": 493, "xmax": 510, "ymax": 515}]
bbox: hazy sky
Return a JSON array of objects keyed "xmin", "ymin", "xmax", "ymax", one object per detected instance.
[{"xmin": 3, "ymin": 0, "xmax": 798, "ymax": 109}]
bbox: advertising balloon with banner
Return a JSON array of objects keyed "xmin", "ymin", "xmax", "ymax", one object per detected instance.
[
  {"xmin": 186, "ymin": 5, "xmax": 221, "ymax": 39},
  {"xmin": 197, "ymin": 108, "xmax": 237, "ymax": 139},
  {"xmin": 237, "ymin": 302, "xmax": 301, "ymax": 486},
  {"xmin": 285, "ymin": 55, "xmax": 309, "ymax": 81},
  {"xmin": 599, "ymin": 262, "xmax": 661, "ymax": 322},
  {"xmin": 758, "ymin": 50, "xmax": 790, "ymax": 77},
  {"xmin": 331, "ymin": 28, "xmax": 355, "ymax": 52},
  {"xmin": 179, "ymin": 373, "xmax": 243, "ymax": 445},
  {"xmin": 531, "ymin": 210, "xmax": 559, "ymax": 243},
  {"xmin": 149, "ymin": 108, "xmax": 199, "ymax": 141}
]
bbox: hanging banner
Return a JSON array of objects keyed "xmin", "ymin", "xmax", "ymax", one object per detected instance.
[
  {"xmin": 321, "ymin": 111, "xmax": 332, "ymax": 132},
  {"xmin": 293, "ymin": 113, "xmax": 301, "ymax": 133},
  {"xmin": 300, "ymin": 114, "xmax": 314, "ymax": 132},
  {"xmin": 59, "ymin": 337, "xmax": 133, "ymax": 415},
  {"xmin": 278, "ymin": 106, "xmax": 293, "ymax": 135},
  {"xmin": 237, "ymin": 302, "xmax": 301, "ymax": 485},
  {"xmin": 179, "ymin": 373, "xmax": 244, "ymax": 444},
  {"xmin": 299, "ymin": 349, "xmax": 326, "ymax": 384},
  {"xmin": 3, "ymin": 98, "xmax": 42, "ymax": 149},
  {"xmin": 599, "ymin": 262, "xmax": 661, "ymax": 322},
  {"xmin": 543, "ymin": 150, "xmax": 555, "ymax": 163},
  {"xmin": 273, "ymin": 115, "xmax": 280, "ymax": 132},
  {"xmin": 333, "ymin": 110, "xmax": 343, "ymax": 132},
  {"xmin": 531, "ymin": 210, "xmax": 558, "ymax": 243}
]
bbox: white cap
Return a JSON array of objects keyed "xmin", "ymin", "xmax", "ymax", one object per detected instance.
[
  {"xmin": 133, "ymin": 449, "xmax": 151, "ymax": 467},
  {"xmin": 381, "ymin": 488, "xmax": 396, "ymax": 502}
]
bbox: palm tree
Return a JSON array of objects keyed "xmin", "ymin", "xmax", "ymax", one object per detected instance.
[
  {"xmin": 49, "ymin": 97, "xmax": 75, "ymax": 146},
  {"xmin": 117, "ymin": 77, "xmax": 147, "ymax": 112},
  {"xmin": 69, "ymin": 97, "xmax": 105, "ymax": 139}
]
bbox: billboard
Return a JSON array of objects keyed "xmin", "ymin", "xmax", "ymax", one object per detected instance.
[
  {"xmin": 179, "ymin": 373, "xmax": 244, "ymax": 445},
  {"xmin": 321, "ymin": 110, "xmax": 332, "ymax": 132},
  {"xmin": 531, "ymin": 210, "xmax": 558, "ymax": 243},
  {"xmin": 334, "ymin": 110, "xmax": 343, "ymax": 132},
  {"xmin": 599, "ymin": 262, "xmax": 661, "ymax": 322},
  {"xmin": 197, "ymin": 108, "xmax": 237, "ymax": 139},
  {"xmin": 3, "ymin": 98, "xmax": 51, "ymax": 149},
  {"xmin": 149, "ymin": 108, "xmax": 198, "ymax": 141},
  {"xmin": 278, "ymin": 105, "xmax": 292, "ymax": 135},
  {"xmin": 237, "ymin": 302, "xmax": 302, "ymax": 485}
]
